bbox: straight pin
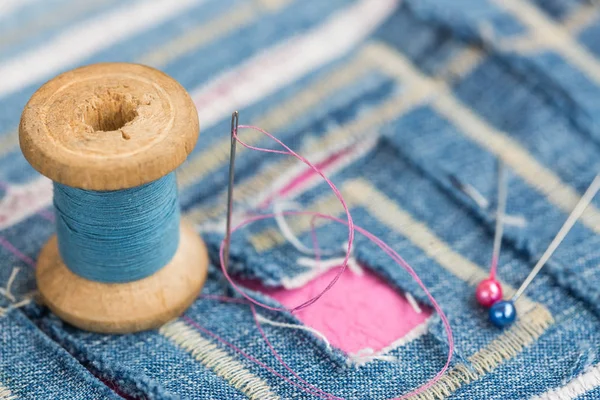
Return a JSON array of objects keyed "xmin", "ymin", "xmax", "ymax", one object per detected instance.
[
  {"xmin": 513, "ymin": 174, "xmax": 600, "ymax": 302},
  {"xmin": 489, "ymin": 174, "xmax": 600, "ymax": 327},
  {"xmin": 476, "ymin": 161, "xmax": 507, "ymax": 307}
]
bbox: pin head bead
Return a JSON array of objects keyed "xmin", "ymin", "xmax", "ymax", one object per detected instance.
[
  {"xmin": 475, "ymin": 278, "xmax": 503, "ymax": 307},
  {"xmin": 489, "ymin": 300, "xmax": 516, "ymax": 328}
]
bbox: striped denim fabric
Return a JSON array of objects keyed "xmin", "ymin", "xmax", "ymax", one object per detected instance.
[{"xmin": 1, "ymin": 0, "xmax": 600, "ymax": 399}]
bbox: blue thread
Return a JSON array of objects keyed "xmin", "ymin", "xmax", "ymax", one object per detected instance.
[{"xmin": 53, "ymin": 173, "xmax": 180, "ymax": 283}]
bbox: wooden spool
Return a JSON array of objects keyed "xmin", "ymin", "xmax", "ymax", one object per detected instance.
[{"xmin": 19, "ymin": 63, "xmax": 209, "ymax": 333}]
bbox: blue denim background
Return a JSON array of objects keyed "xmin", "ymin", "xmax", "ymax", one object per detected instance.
[{"xmin": 1, "ymin": 0, "xmax": 600, "ymax": 398}]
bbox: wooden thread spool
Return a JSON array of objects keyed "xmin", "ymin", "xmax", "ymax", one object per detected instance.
[{"xmin": 19, "ymin": 63, "xmax": 209, "ymax": 333}]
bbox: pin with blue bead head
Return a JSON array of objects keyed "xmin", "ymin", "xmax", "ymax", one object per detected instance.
[
  {"xmin": 489, "ymin": 174, "xmax": 600, "ymax": 328},
  {"xmin": 19, "ymin": 63, "xmax": 209, "ymax": 333}
]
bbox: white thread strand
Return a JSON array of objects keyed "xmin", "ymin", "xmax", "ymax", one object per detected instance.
[
  {"xmin": 450, "ymin": 175, "xmax": 490, "ymax": 209},
  {"xmin": 297, "ymin": 256, "xmax": 344, "ymax": 270},
  {"xmin": 274, "ymin": 201, "xmax": 320, "ymax": 255},
  {"xmin": 0, "ymin": 382, "xmax": 17, "ymax": 400},
  {"xmin": 296, "ymin": 256, "xmax": 363, "ymax": 277},
  {"xmin": 449, "ymin": 174, "xmax": 527, "ymax": 227},
  {"xmin": 502, "ymin": 214, "xmax": 528, "ymax": 228},
  {"xmin": 255, "ymin": 313, "xmax": 332, "ymax": 350},
  {"xmin": 405, "ymin": 293, "xmax": 423, "ymax": 314},
  {"xmin": 0, "ymin": 267, "xmax": 19, "ymax": 302},
  {"xmin": 0, "ymin": 297, "xmax": 32, "ymax": 318},
  {"xmin": 348, "ymin": 348, "xmax": 398, "ymax": 365}
]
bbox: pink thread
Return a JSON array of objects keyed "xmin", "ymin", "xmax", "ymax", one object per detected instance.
[
  {"xmin": 9, "ymin": 122, "xmax": 455, "ymax": 397},
  {"xmin": 259, "ymin": 146, "xmax": 355, "ymax": 208},
  {"xmin": 218, "ymin": 211, "xmax": 453, "ymax": 399},
  {"xmin": 221, "ymin": 124, "xmax": 355, "ymax": 314},
  {"xmin": 0, "ymin": 236, "xmax": 35, "ymax": 267},
  {"xmin": 202, "ymin": 125, "xmax": 453, "ymax": 399},
  {"xmin": 183, "ymin": 310, "xmax": 335, "ymax": 399},
  {"xmin": 245, "ymin": 266, "xmax": 432, "ymax": 354}
]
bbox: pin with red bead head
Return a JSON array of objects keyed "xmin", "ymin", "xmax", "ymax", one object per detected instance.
[
  {"xmin": 476, "ymin": 161, "xmax": 507, "ymax": 308},
  {"xmin": 490, "ymin": 174, "xmax": 600, "ymax": 328}
]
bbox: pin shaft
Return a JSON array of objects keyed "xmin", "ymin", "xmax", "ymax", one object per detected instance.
[
  {"xmin": 512, "ymin": 174, "xmax": 600, "ymax": 301},
  {"xmin": 490, "ymin": 161, "xmax": 507, "ymax": 279}
]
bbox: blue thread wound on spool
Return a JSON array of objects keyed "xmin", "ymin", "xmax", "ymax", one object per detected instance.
[{"xmin": 53, "ymin": 173, "xmax": 180, "ymax": 283}]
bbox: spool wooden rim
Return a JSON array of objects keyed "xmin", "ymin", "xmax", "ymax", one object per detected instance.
[
  {"xmin": 19, "ymin": 63, "xmax": 199, "ymax": 190},
  {"xmin": 37, "ymin": 221, "xmax": 208, "ymax": 333}
]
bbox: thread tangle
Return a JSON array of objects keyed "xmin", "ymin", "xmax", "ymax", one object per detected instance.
[
  {"xmin": 190, "ymin": 124, "xmax": 454, "ymax": 400},
  {"xmin": 54, "ymin": 173, "xmax": 180, "ymax": 283}
]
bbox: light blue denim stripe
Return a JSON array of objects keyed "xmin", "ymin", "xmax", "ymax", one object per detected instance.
[
  {"xmin": 578, "ymin": 18, "xmax": 600, "ymax": 59},
  {"xmin": 0, "ymin": 0, "xmax": 352, "ymax": 185},
  {"xmin": 0, "ymin": 0, "xmax": 136, "ymax": 61},
  {"xmin": 80, "ymin": 0, "xmax": 235, "ymax": 66},
  {"xmin": 0, "ymin": 0, "xmax": 223, "ymax": 132},
  {"xmin": 402, "ymin": 0, "xmax": 527, "ymax": 41},
  {"xmin": 180, "ymin": 70, "xmax": 396, "ymax": 210},
  {"xmin": 160, "ymin": 0, "xmax": 354, "ymax": 91},
  {"xmin": 374, "ymin": 6, "xmax": 475, "ymax": 77},
  {"xmin": 0, "ymin": 0, "xmax": 70, "ymax": 37},
  {"xmin": 529, "ymin": 0, "xmax": 586, "ymax": 21},
  {"xmin": 40, "ymin": 268, "xmax": 451, "ymax": 400},
  {"xmin": 454, "ymin": 53, "xmax": 600, "ymax": 165},
  {"xmin": 3, "ymin": 1, "xmax": 600, "ymax": 398},
  {"xmin": 380, "ymin": 105, "xmax": 600, "ymax": 314},
  {"xmin": 206, "ymin": 134, "xmax": 596, "ymax": 398}
]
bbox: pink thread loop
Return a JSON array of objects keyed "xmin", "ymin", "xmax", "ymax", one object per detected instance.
[
  {"xmin": 209, "ymin": 125, "xmax": 454, "ymax": 399},
  {"xmin": 222, "ymin": 124, "xmax": 354, "ymax": 314}
]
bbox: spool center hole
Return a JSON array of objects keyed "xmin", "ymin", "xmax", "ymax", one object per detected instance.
[{"xmin": 83, "ymin": 92, "xmax": 139, "ymax": 132}]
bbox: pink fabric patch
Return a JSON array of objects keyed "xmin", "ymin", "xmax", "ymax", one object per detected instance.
[
  {"xmin": 248, "ymin": 267, "xmax": 431, "ymax": 354},
  {"xmin": 243, "ymin": 143, "xmax": 431, "ymax": 354}
]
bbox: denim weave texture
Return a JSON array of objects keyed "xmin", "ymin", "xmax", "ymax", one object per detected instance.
[{"xmin": 1, "ymin": 0, "xmax": 600, "ymax": 399}]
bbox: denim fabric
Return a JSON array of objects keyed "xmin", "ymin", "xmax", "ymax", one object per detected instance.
[
  {"xmin": 2, "ymin": 0, "xmax": 600, "ymax": 399},
  {"xmin": 579, "ymin": 386, "xmax": 600, "ymax": 400},
  {"xmin": 0, "ymin": 305, "xmax": 119, "ymax": 400}
]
